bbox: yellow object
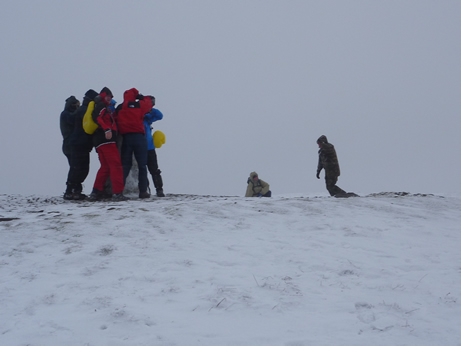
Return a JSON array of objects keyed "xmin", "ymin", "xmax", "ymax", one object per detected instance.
[
  {"xmin": 153, "ymin": 130, "xmax": 166, "ymax": 148},
  {"xmin": 82, "ymin": 101, "xmax": 98, "ymax": 134}
]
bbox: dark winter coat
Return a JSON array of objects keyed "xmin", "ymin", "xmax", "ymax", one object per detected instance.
[
  {"xmin": 91, "ymin": 92, "xmax": 119, "ymax": 149},
  {"xmin": 317, "ymin": 136, "xmax": 340, "ymax": 177},
  {"xmin": 116, "ymin": 88, "xmax": 153, "ymax": 135},
  {"xmin": 60, "ymin": 96, "xmax": 79, "ymax": 155},
  {"xmin": 69, "ymin": 97, "xmax": 94, "ymax": 151}
]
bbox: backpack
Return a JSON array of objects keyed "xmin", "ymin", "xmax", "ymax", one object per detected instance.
[{"xmin": 82, "ymin": 101, "xmax": 98, "ymax": 134}]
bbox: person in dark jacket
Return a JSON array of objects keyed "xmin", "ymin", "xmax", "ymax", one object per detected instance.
[
  {"xmin": 88, "ymin": 87, "xmax": 127, "ymax": 201},
  {"xmin": 144, "ymin": 98, "xmax": 165, "ymax": 197},
  {"xmin": 115, "ymin": 88, "xmax": 153, "ymax": 198},
  {"xmin": 60, "ymin": 95, "xmax": 80, "ymax": 199},
  {"xmin": 64, "ymin": 89, "xmax": 99, "ymax": 200},
  {"xmin": 316, "ymin": 135, "xmax": 349, "ymax": 197}
]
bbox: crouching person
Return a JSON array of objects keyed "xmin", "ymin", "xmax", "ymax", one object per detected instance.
[
  {"xmin": 89, "ymin": 87, "xmax": 128, "ymax": 201},
  {"xmin": 245, "ymin": 172, "xmax": 271, "ymax": 197}
]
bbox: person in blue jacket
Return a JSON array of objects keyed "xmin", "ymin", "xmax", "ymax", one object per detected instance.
[{"xmin": 143, "ymin": 97, "xmax": 165, "ymax": 197}]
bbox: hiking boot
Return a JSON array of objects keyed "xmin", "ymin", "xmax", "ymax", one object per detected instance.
[
  {"xmin": 63, "ymin": 192, "xmax": 74, "ymax": 200},
  {"xmin": 112, "ymin": 193, "xmax": 129, "ymax": 201},
  {"xmin": 156, "ymin": 188, "xmax": 165, "ymax": 197},
  {"xmin": 88, "ymin": 190, "xmax": 103, "ymax": 201},
  {"xmin": 72, "ymin": 193, "xmax": 87, "ymax": 200},
  {"xmin": 139, "ymin": 191, "xmax": 151, "ymax": 199}
]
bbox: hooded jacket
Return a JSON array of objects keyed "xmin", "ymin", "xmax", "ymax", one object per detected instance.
[
  {"xmin": 144, "ymin": 108, "xmax": 164, "ymax": 150},
  {"xmin": 91, "ymin": 92, "xmax": 119, "ymax": 149},
  {"xmin": 116, "ymin": 88, "xmax": 153, "ymax": 135},
  {"xmin": 317, "ymin": 135, "xmax": 340, "ymax": 177},
  {"xmin": 60, "ymin": 96, "xmax": 79, "ymax": 154},
  {"xmin": 69, "ymin": 95, "xmax": 96, "ymax": 150},
  {"xmin": 245, "ymin": 172, "xmax": 270, "ymax": 197}
]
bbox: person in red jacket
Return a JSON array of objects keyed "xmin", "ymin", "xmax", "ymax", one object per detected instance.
[
  {"xmin": 89, "ymin": 87, "xmax": 128, "ymax": 201},
  {"xmin": 115, "ymin": 88, "xmax": 153, "ymax": 198}
]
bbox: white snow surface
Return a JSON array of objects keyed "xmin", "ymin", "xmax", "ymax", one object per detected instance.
[{"xmin": 1, "ymin": 192, "xmax": 460, "ymax": 346}]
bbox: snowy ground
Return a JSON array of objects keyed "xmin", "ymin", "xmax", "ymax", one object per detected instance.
[{"xmin": 1, "ymin": 192, "xmax": 460, "ymax": 346}]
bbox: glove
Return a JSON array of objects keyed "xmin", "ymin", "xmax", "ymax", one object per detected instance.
[
  {"xmin": 137, "ymin": 94, "xmax": 144, "ymax": 100},
  {"xmin": 316, "ymin": 171, "xmax": 320, "ymax": 179},
  {"xmin": 257, "ymin": 193, "xmax": 262, "ymax": 197}
]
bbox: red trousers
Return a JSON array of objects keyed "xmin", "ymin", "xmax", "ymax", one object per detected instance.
[{"xmin": 93, "ymin": 144, "xmax": 124, "ymax": 194}]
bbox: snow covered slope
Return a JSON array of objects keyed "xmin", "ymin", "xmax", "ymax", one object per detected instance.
[{"xmin": 1, "ymin": 193, "xmax": 460, "ymax": 345}]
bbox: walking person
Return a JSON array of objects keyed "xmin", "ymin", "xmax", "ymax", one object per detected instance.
[{"xmin": 316, "ymin": 135, "xmax": 357, "ymax": 197}]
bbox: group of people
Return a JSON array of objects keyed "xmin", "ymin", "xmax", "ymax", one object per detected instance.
[
  {"xmin": 62, "ymin": 91, "xmax": 351, "ymax": 200},
  {"xmin": 60, "ymin": 87, "xmax": 165, "ymax": 201},
  {"xmin": 245, "ymin": 135, "xmax": 355, "ymax": 198}
]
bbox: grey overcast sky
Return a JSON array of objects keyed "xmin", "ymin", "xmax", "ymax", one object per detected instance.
[{"xmin": 1, "ymin": 0, "xmax": 460, "ymax": 196}]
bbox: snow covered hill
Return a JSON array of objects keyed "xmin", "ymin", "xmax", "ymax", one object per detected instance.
[{"xmin": 1, "ymin": 193, "xmax": 460, "ymax": 346}]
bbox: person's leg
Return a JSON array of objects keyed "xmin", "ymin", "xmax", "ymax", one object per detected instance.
[
  {"xmin": 147, "ymin": 149, "xmax": 159, "ymax": 175},
  {"xmin": 120, "ymin": 134, "xmax": 133, "ymax": 184},
  {"xmin": 262, "ymin": 190, "xmax": 272, "ymax": 197},
  {"xmin": 147, "ymin": 149, "xmax": 164, "ymax": 196},
  {"xmin": 71, "ymin": 146, "xmax": 90, "ymax": 195},
  {"xmin": 63, "ymin": 182, "xmax": 73, "ymax": 199},
  {"xmin": 63, "ymin": 147, "xmax": 73, "ymax": 198},
  {"xmin": 152, "ymin": 173, "xmax": 164, "ymax": 196},
  {"xmin": 325, "ymin": 174, "xmax": 346, "ymax": 196},
  {"xmin": 79, "ymin": 150, "xmax": 91, "ymax": 189},
  {"xmin": 63, "ymin": 146, "xmax": 72, "ymax": 166},
  {"xmin": 331, "ymin": 185, "xmax": 347, "ymax": 196},
  {"xmin": 132, "ymin": 134, "xmax": 148, "ymax": 194},
  {"xmin": 102, "ymin": 178, "xmax": 113, "ymax": 198},
  {"xmin": 93, "ymin": 146, "xmax": 111, "ymax": 192},
  {"xmin": 325, "ymin": 175, "xmax": 336, "ymax": 196},
  {"xmin": 105, "ymin": 144, "xmax": 124, "ymax": 194}
]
